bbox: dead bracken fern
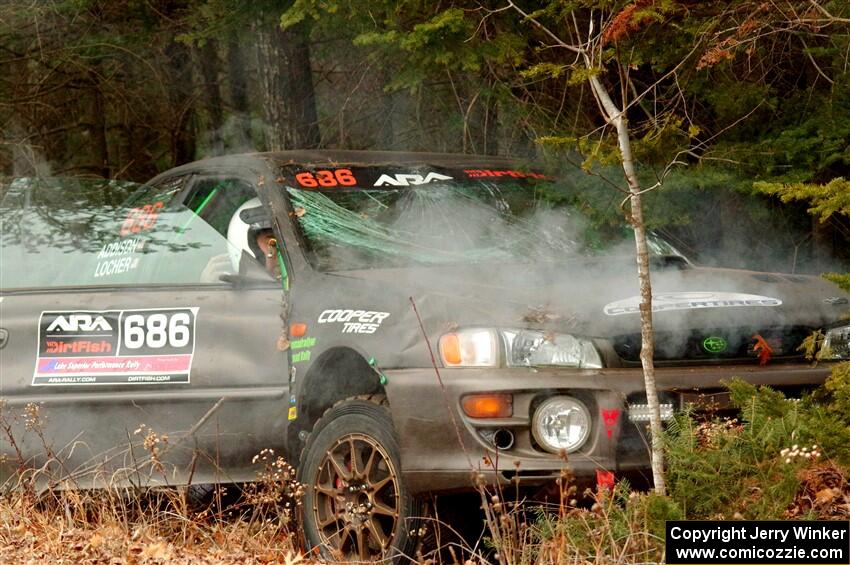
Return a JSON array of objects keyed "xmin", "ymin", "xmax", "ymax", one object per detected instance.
[{"xmin": 0, "ymin": 403, "xmax": 310, "ymax": 564}]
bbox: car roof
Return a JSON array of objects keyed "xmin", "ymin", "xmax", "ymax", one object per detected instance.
[{"xmin": 147, "ymin": 150, "xmax": 538, "ymax": 184}]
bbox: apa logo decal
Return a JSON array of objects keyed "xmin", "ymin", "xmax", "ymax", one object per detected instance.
[
  {"xmin": 120, "ymin": 201, "xmax": 163, "ymax": 237},
  {"xmin": 46, "ymin": 314, "xmax": 113, "ymax": 333},
  {"xmin": 603, "ymin": 292, "xmax": 782, "ymax": 316},
  {"xmin": 373, "ymin": 172, "xmax": 452, "ymax": 187}
]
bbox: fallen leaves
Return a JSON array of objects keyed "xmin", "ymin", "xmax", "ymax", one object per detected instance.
[
  {"xmin": 787, "ymin": 463, "xmax": 850, "ymax": 519},
  {"xmin": 815, "ymin": 487, "xmax": 839, "ymax": 506},
  {"xmin": 0, "ymin": 506, "xmax": 309, "ymax": 564}
]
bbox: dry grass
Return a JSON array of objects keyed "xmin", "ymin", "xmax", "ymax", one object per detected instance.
[
  {"xmin": 0, "ymin": 452, "xmax": 664, "ymax": 565},
  {"xmin": 0, "ymin": 403, "xmax": 311, "ymax": 564},
  {"xmin": 0, "ymin": 502, "xmax": 302, "ymax": 563},
  {"xmin": 0, "ymin": 468, "xmax": 309, "ymax": 564},
  {"xmin": 0, "ymin": 403, "xmax": 728, "ymax": 564},
  {"xmin": 468, "ymin": 465, "xmax": 668, "ymax": 565}
]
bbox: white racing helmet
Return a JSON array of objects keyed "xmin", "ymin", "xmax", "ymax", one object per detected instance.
[{"xmin": 227, "ymin": 197, "xmax": 273, "ymax": 271}]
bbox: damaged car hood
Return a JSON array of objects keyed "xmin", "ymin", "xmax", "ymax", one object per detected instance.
[{"xmin": 328, "ymin": 259, "xmax": 848, "ymax": 338}]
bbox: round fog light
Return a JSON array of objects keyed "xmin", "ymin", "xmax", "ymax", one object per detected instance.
[{"xmin": 532, "ymin": 396, "xmax": 591, "ymax": 454}]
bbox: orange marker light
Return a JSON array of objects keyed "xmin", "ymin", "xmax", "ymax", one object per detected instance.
[
  {"xmin": 461, "ymin": 394, "xmax": 513, "ymax": 419},
  {"xmin": 440, "ymin": 334, "xmax": 462, "ymax": 366},
  {"xmin": 290, "ymin": 323, "xmax": 308, "ymax": 337}
]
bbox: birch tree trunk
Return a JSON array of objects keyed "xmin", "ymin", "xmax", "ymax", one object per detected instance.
[
  {"xmin": 504, "ymin": 4, "xmax": 667, "ymax": 493},
  {"xmin": 588, "ymin": 74, "xmax": 665, "ymax": 495}
]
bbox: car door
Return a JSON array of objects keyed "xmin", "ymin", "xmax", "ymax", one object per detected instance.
[{"xmin": 0, "ymin": 172, "xmax": 289, "ymax": 488}]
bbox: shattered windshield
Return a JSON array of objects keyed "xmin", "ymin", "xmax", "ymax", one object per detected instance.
[
  {"xmin": 280, "ymin": 165, "xmax": 680, "ymax": 271},
  {"xmin": 282, "ymin": 166, "xmax": 582, "ymax": 270}
]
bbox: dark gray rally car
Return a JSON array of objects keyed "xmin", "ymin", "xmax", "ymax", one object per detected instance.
[{"xmin": 1, "ymin": 151, "xmax": 849, "ymax": 559}]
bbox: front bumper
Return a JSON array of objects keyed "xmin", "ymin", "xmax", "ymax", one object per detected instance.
[{"xmin": 384, "ymin": 363, "xmax": 831, "ymax": 494}]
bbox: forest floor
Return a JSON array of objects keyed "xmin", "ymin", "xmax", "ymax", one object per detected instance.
[
  {"xmin": 0, "ymin": 493, "xmax": 308, "ymax": 564},
  {"xmin": 0, "ymin": 500, "xmax": 308, "ymax": 563}
]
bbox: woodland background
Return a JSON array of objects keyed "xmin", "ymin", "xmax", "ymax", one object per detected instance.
[{"xmin": 2, "ymin": 0, "xmax": 850, "ymax": 272}]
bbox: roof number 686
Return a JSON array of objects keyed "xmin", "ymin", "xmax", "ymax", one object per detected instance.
[{"xmin": 295, "ymin": 169, "xmax": 357, "ymax": 188}]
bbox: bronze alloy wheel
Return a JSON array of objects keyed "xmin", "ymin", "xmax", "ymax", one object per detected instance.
[{"xmin": 310, "ymin": 432, "xmax": 401, "ymax": 561}]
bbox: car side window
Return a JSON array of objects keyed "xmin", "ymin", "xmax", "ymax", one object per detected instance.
[
  {"xmin": 184, "ymin": 177, "xmax": 257, "ymax": 236},
  {"xmin": 0, "ymin": 174, "xmax": 274, "ymax": 290}
]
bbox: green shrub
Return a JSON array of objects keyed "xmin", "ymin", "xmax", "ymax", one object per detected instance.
[{"xmin": 665, "ymin": 376, "xmax": 850, "ymax": 519}]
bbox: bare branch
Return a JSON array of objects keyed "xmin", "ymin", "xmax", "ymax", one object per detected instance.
[
  {"xmin": 506, "ymin": 1, "xmax": 584, "ymax": 55},
  {"xmin": 800, "ymin": 36, "xmax": 835, "ymax": 84}
]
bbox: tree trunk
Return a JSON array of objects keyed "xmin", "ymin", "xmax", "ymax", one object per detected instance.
[
  {"xmin": 164, "ymin": 39, "xmax": 196, "ymax": 165},
  {"xmin": 281, "ymin": 26, "xmax": 320, "ymax": 149},
  {"xmin": 6, "ymin": 56, "xmax": 39, "ymax": 177},
  {"xmin": 379, "ymin": 88, "xmax": 398, "ymax": 149},
  {"xmin": 589, "ymin": 74, "xmax": 666, "ymax": 495},
  {"xmin": 197, "ymin": 39, "xmax": 225, "ymax": 155},
  {"xmin": 226, "ymin": 37, "xmax": 252, "ymax": 147},
  {"xmin": 482, "ymin": 93, "xmax": 499, "ymax": 155},
  {"xmin": 255, "ymin": 22, "xmax": 290, "ymax": 151},
  {"xmin": 88, "ymin": 70, "xmax": 110, "ymax": 178},
  {"xmin": 256, "ymin": 19, "xmax": 320, "ymax": 151}
]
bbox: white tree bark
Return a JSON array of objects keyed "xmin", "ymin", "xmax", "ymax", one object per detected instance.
[
  {"xmin": 588, "ymin": 74, "xmax": 665, "ymax": 495},
  {"xmin": 504, "ymin": 1, "xmax": 667, "ymax": 494}
]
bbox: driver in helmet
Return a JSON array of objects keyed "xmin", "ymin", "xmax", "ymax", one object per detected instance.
[
  {"xmin": 199, "ymin": 197, "xmax": 281, "ymax": 283},
  {"xmin": 227, "ymin": 197, "xmax": 279, "ymax": 274}
]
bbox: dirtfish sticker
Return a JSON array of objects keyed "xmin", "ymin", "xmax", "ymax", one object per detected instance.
[
  {"xmin": 603, "ymin": 292, "xmax": 782, "ymax": 316},
  {"xmin": 33, "ymin": 308, "xmax": 198, "ymax": 385},
  {"xmin": 318, "ymin": 309, "xmax": 391, "ymax": 334}
]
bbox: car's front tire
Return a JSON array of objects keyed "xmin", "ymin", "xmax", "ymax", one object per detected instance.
[{"xmin": 298, "ymin": 396, "xmax": 420, "ymax": 562}]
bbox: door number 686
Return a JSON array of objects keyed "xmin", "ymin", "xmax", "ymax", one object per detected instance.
[{"xmin": 124, "ymin": 312, "xmax": 191, "ymax": 349}]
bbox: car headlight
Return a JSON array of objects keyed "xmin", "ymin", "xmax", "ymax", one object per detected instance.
[
  {"xmin": 823, "ymin": 323, "xmax": 850, "ymax": 360},
  {"xmin": 439, "ymin": 329, "xmax": 499, "ymax": 367},
  {"xmin": 532, "ymin": 396, "xmax": 592, "ymax": 453},
  {"xmin": 502, "ymin": 329, "xmax": 602, "ymax": 368},
  {"xmin": 439, "ymin": 328, "xmax": 602, "ymax": 368}
]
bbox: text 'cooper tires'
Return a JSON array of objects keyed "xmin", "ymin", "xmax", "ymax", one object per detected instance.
[{"xmin": 298, "ymin": 397, "xmax": 420, "ymax": 562}]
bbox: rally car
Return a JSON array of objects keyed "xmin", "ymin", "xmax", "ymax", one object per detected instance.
[{"xmin": 1, "ymin": 151, "xmax": 848, "ymax": 560}]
